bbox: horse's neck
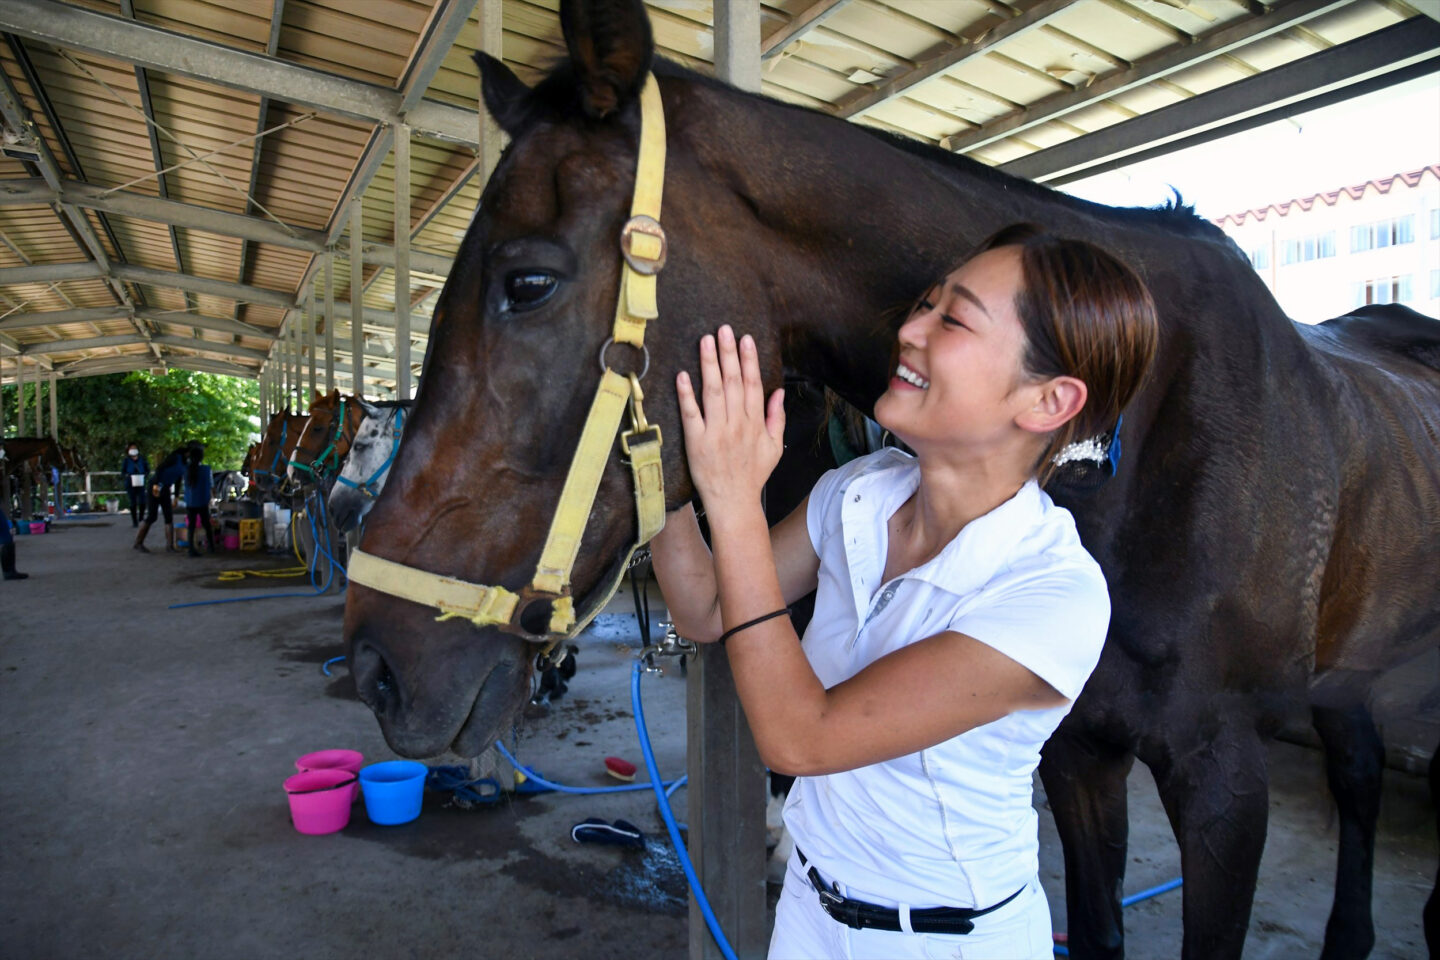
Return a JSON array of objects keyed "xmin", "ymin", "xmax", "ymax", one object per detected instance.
[{"xmin": 686, "ymin": 80, "xmax": 1287, "ymax": 409}]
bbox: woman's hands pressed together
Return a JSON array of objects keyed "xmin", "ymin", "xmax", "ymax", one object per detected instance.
[{"xmin": 676, "ymin": 324, "xmax": 785, "ymax": 512}]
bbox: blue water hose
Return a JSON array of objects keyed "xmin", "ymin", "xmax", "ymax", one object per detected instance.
[
  {"xmin": 169, "ymin": 489, "xmax": 348, "ymax": 609},
  {"xmin": 630, "ymin": 659, "xmax": 739, "ymax": 960},
  {"xmin": 492, "ymin": 740, "xmax": 684, "ymax": 796},
  {"xmin": 1051, "ymin": 877, "xmax": 1184, "ymax": 956}
]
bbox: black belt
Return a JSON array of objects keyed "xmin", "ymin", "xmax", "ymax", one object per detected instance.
[{"xmin": 797, "ymin": 849, "xmax": 1023, "ymax": 936}]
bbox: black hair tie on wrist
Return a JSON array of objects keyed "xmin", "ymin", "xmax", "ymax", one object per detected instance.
[{"xmin": 718, "ymin": 607, "xmax": 792, "ymax": 647}]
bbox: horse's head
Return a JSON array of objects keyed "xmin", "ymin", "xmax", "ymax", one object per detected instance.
[
  {"xmin": 343, "ymin": 0, "xmax": 790, "ymax": 758},
  {"xmin": 253, "ymin": 407, "xmax": 298, "ymax": 494},
  {"xmin": 328, "ymin": 399, "xmax": 399, "ymax": 532},
  {"xmin": 288, "ymin": 389, "xmax": 363, "ymax": 485}
]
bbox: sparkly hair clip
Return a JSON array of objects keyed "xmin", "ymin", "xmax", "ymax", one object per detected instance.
[{"xmin": 1052, "ymin": 415, "xmax": 1124, "ymax": 477}]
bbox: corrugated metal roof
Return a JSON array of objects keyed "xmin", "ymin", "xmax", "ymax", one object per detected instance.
[{"xmin": 0, "ymin": 0, "xmax": 1431, "ymax": 393}]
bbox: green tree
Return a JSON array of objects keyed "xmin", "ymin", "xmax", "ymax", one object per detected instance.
[{"xmin": 5, "ymin": 371, "xmax": 258, "ymax": 471}]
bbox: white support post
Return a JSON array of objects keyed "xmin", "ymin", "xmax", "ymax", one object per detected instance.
[
  {"xmin": 350, "ymin": 197, "xmax": 365, "ymax": 400},
  {"xmin": 478, "ymin": 0, "xmax": 505, "ymax": 183},
  {"xmin": 16, "ymin": 358, "xmax": 26, "ymax": 435},
  {"xmin": 48, "ymin": 371, "xmax": 57, "ymax": 440},
  {"xmin": 324, "ymin": 252, "xmax": 336, "ymax": 393},
  {"xmin": 306, "ymin": 293, "xmax": 318, "ymax": 398},
  {"xmin": 393, "ymin": 122, "xmax": 412, "ymax": 400}
]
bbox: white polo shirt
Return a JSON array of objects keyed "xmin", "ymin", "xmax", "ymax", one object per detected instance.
[{"xmin": 782, "ymin": 447, "xmax": 1110, "ymax": 910}]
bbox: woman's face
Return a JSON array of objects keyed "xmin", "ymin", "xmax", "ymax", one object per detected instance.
[
  {"xmin": 873, "ymin": 245, "xmax": 1037, "ymax": 454},
  {"xmin": 128, "ymin": 448, "xmax": 138, "ymax": 457}
]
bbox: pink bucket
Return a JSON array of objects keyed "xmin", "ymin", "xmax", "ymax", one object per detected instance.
[
  {"xmin": 296, "ymin": 749, "xmax": 364, "ymax": 802},
  {"xmin": 223, "ymin": 533, "xmax": 240, "ymax": 550},
  {"xmin": 28, "ymin": 522, "xmax": 45, "ymax": 535},
  {"xmin": 283, "ymin": 768, "xmax": 355, "ymax": 835}
]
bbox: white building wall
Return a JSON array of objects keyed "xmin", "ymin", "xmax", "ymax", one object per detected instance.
[{"xmin": 1217, "ymin": 168, "xmax": 1440, "ymax": 325}]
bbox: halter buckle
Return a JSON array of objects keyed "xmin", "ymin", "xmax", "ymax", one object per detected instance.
[
  {"xmin": 620, "ymin": 372, "xmax": 662, "ymax": 455},
  {"xmin": 620, "ymin": 215, "xmax": 667, "ymax": 276}
]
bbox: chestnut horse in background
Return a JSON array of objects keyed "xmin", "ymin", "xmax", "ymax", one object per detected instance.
[
  {"xmin": 286, "ymin": 389, "xmax": 365, "ymax": 487},
  {"xmin": 342, "ymin": 2, "xmax": 1440, "ymax": 956}
]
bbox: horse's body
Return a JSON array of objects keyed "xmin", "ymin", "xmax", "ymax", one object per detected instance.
[
  {"xmin": 327, "ymin": 401, "xmax": 408, "ymax": 533},
  {"xmin": 344, "ymin": 3, "xmax": 1440, "ymax": 956},
  {"xmin": 286, "ymin": 389, "xmax": 365, "ymax": 487}
]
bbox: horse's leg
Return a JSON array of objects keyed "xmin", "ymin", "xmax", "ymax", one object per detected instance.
[
  {"xmin": 1038, "ymin": 729, "xmax": 1135, "ymax": 959},
  {"xmin": 1425, "ymin": 738, "xmax": 1440, "ymax": 957},
  {"xmin": 1150, "ymin": 723, "xmax": 1269, "ymax": 960},
  {"xmin": 1312, "ymin": 703, "xmax": 1384, "ymax": 959}
]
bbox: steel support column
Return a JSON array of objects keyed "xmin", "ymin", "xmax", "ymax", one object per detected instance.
[
  {"xmin": 690, "ymin": 4, "xmax": 767, "ymax": 960},
  {"xmin": 393, "ymin": 123, "xmax": 411, "ymax": 400},
  {"xmin": 350, "ymin": 198, "xmax": 365, "ymax": 400}
]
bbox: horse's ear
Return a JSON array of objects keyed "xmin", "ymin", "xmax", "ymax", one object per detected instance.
[
  {"xmin": 475, "ymin": 52, "xmax": 533, "ymax": 136},
  {"xmin": 560, "ymin": 0, "xmax": 654, "ymax": 119},
  {"xmin": 359, "ymin": 398, "xmax": 381, "ymax": 419}
]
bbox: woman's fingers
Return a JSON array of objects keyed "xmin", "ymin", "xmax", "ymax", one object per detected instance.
[
  {"xmin": 740, "ymin": 334, "xmax": 765, "ymax": 422},
  {"xmin": 766, "ymin": 387, "xmax": 786, "ymax": 445},
  {"xmin": 698, "ymin": 334, "xmax": 725, "ymax": 422},
  {"xmin": 716, "ymin": 325, "xmax": 745, "ymax": 420}
]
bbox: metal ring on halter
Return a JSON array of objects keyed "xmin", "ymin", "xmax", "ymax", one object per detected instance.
[{"xmin": 598, "ymin": 337, "xmax": 650, "ymax": 379}]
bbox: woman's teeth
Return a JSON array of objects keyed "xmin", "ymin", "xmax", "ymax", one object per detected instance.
[{"xmin": 896, "ymin": 363, "xmax": 929, "ymax": 389}]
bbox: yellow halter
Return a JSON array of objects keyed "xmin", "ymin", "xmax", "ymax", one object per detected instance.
[{"xmin": 347, "ymin": 75, "xmax": 669, "ymax": 654}]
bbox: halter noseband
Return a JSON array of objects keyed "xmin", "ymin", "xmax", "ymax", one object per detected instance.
[{"xmin": 347, "ymin": 74, "xmax": 669, "ymax": 655}]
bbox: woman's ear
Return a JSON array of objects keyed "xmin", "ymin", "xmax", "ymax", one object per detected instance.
[{"xmin": 1016, "ymin": 375, "xmax": 1087, "ymax": 434}]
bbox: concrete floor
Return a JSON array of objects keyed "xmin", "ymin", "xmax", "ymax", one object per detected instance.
[{"xmin": 0, "ymin": 517, "xmax": 1434, "ymax": 959}]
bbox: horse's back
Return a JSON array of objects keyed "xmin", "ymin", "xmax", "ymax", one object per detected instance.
[
  {"xmin": 1302, "ymin": 303, "xmax": 1440, "ymax": 375},
  {"xmin": 1295, "ymin": 305, "xmax": 1440, "ymax": 685}
]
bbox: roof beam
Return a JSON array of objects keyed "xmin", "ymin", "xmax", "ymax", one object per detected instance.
[
  {"xmin": 837, "ymin": 0, "xmax": 1072, "ymax": 120},
  {"xmin": 0, "ymin": 261, "xmax": 296, "ymax": 309},
  {"xmin": 0, "ymin": 307, "xmax": 128, "ymax": 331},
  {"xmin": 21, "ymin": 334, "xmax": 139, "ymax": 354},
  {"xmin": 167, "ymin": 357, "xmax": 256, "ymax": 378},
  {"xmin": 0, "ymin": 0, "xmax": 479, "ymax": 146},
  {"xmin": 54, "ymin": 354, "xmax": 151, "ymax": 375},
  {"xmin": 113, "ymin": 264, "xmax": 295, "ymax": 309},
  {"xmin": 1001, "ymin": 17, "xmax": 1440, "ymax": 182},
  {"xmin": 135, "ymin": 308, "xmax": 274, "ymax": 340},
  {"xmin": 0, "ymin": 262, "xmax": 106, "ymax": 285},
  {"xmin": 761, "ymin": 0, "xmax": 852, "ymax": 60},
  {"xmin": 151, "ymin": 335, "xmax": 270, "ymax": 362},
  {"xmin": 941, "ymin": 0, "xmax": 1355, "ymax": 155}
]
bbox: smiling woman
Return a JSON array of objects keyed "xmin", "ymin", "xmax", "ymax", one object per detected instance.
[{"xmin": 648, "ymin": 225, "xmax": 1158, "ymax": 959}]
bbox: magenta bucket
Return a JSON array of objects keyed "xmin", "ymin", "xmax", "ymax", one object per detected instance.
[
  {"xmin": 359, "ymin": 761, "xmax": 427, "ymax": 825},
  {"xmin": 296, "ymin": 749, "xmax": 364, "ymax": 802},
  {"xmin": 283, "ymin": 768, "xmax": 356, "ymax": 835}
]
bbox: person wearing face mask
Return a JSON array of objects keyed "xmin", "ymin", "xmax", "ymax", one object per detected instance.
[
  {"xmin": 650, "ymin": 224, "xmax": 1158, "ymax": 959},
  {"xmin": 119, "ymin": 442, "xmax": 149, "ymax": 527}
]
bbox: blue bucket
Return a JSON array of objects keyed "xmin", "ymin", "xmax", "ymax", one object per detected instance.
[
  {"xmin": 13, "ymin": 520, "xmax": 28, "ymax": 535},
  {"xmin": 359, "ymin": 761, "xmax": 427, "ymax": 825}
]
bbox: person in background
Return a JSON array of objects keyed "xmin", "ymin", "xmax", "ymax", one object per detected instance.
[
  {"xmin": 133, "ymin": 446, "xmax": 186, "ymax": 553},
  {"xmin": 120, "ymin": 443, "xmax": 148, "ymax": 527},
  {"xmin": 183, "ymin": 443, "xmax": 217, "ymax": 557},
  {"xmin": 0, "ymin": 507, "xmax": 26, "ymax": 581}
]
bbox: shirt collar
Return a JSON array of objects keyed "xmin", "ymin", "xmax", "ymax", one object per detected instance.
[{"xmin": 851, "ymin": 453, "xmax": 1048, "ymax": 597}]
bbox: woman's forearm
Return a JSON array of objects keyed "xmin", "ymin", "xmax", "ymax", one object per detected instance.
[
  {"xmin": 648, "ymin": 503, "xmax": 724, "ymax": 642},
  {"xmin": 708, "ymin": 502, "xmax": 828, "ymax": 772}
]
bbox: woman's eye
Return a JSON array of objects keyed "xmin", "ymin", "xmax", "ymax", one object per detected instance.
[{"xmin": 504, "ymin": 271, "xmax": 558, "ymax": 311}]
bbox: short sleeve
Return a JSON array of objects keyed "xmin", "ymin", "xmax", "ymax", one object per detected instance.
[
  {"xmin": 804, "ymin": 464, "xmax": 846, "ymax": 553},
  {"xmin": 948, "ymin": 560, "xmax": 1110, "ymax": 701}
]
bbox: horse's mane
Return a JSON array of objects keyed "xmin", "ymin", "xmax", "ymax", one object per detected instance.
[{"xmin": 643, "ymin": 60, "xmax": 1237, "ymax": 249}]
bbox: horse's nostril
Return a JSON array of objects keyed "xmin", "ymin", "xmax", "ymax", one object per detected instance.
[{"xmin": 351, "ymin": 640, "xmax": 400, "ymax": 716}]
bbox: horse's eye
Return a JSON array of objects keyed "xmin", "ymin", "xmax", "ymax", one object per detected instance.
[{"xmin": 504, "ymin": 271, "xmax": 558, "ymax": 311}]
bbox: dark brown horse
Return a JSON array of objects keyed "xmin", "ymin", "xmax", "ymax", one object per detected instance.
[
  {"xmin": 250, "ymin": 407, "xmax": 310, "ymax": 497},
  {"xmin": 344, "ymin": 2, "xmax": 1440, "ymax": 957},
  {"xmin": 286, "ymin": 389, "xmax": 365, "ymax": 486}
]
